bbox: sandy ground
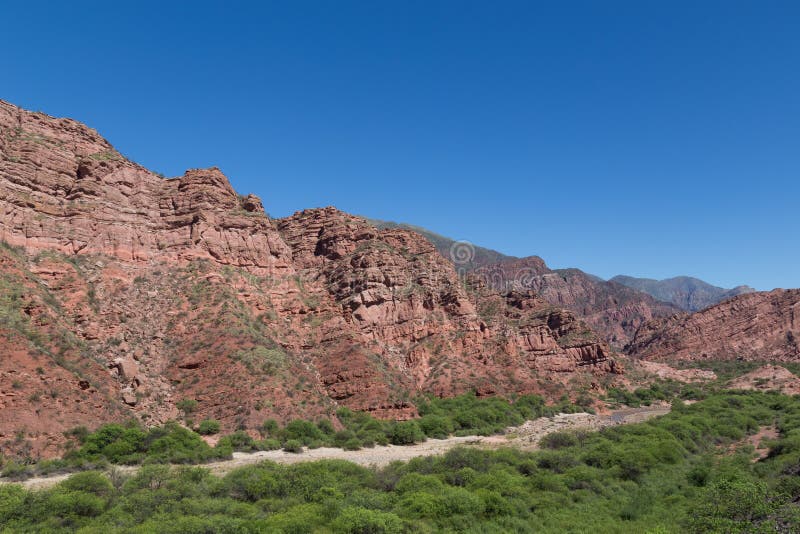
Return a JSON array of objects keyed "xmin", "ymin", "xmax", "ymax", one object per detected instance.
[
  {"xmin": 728, "ymin": 365, "xmax": 800, "ymax": 396},
  {"xmin": 4, "ymin": 405, "xmax": 671, "ymax": 491},
  {"xmin": 636, "ymin": 361, "xmax": 717, "ymax": 383}
]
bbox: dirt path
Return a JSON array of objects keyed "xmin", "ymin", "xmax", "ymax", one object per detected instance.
[{"xmin": 5, "ymin": 404, "xmax": 671, "ymax": 491}]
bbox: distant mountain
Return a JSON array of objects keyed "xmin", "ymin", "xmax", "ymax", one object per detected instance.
[{"xmin": 610, "ymin": 275, "xmax": 755, "ymax": 312}]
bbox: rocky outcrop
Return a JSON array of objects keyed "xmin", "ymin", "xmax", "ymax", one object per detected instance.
[
  {"xmin": 627, "ymin": 289, "xmax": 800, "ymax": 362},
  {"xmin": 634, "ymin": 361, "xmax": 717, "ymax": 383},
  {"xmin": 470, "ymin": 258, "xmax": 680, "ymax": 347},
  {"xmin": 370, "ymin": 221, "xmax": 681, "ymax": 347},
  {"xmin": 278, "ymin": 209, "xmax": 620, "ymax": 401},
  {"xmin": 0, "ymin": 100, "xmax": 293, "ymax": 274},
  {"xmin": 0, "ymin": 100, "xmax": 622, "ymax": 459}
]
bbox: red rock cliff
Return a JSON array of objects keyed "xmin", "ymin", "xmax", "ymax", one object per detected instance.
[
  {"xmin": 626, "ymin": 289, "xmax": 800, "ymax": 362},
  {"xmin": 0, "ymin": 100, "xmax": 620, "ymax": 458}
]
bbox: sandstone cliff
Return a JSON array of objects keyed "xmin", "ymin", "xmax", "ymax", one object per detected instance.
[
  {"xmin": 0, "ymin": 100, "xmax": 620, "ymax": 458},
  {"xmin": 470, "ymin": 257, "xmax": 680, "ymax": 347},
  {"xmin": 370, "ymin": 222, "xmax": 681, "ymax": 347},
  {"xmin": 627, "ymin": 289, "xmax": 800, "ymax": 362}
]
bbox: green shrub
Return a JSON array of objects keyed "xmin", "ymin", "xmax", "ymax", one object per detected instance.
[
  {"xmin": 47, "ymin": 489, "xmax": 107, "ymax": 519},
  {"xmin": 0, "ymin": 461, "xmax": 31, "ymax": 479},
  {"xmin": 259, "ymin": 418, "xmax": 279, "ymax": 438},
  {"xmin": 232, "ymin": 345, "xmax": 287, "ymax": 374},
  {"xmin": 218, "ymin": 431, "xmax": 258, "ymax": 452},
  {"xmin": 419, "ymin": 415, "xmax": 453, "ymax": 439},
  {"xmin": 284, "ymin": 440, "xmax": 304, "ymax": 453},
  {"xmin": 331, "ymin": 506, "xmax": 403, "ymax": 533},
  {"xmin": 58, "ymin": 471, "xmax": 113, "ymax": 497},
  {"xmin": 260, "ymin": 438, "xmax": 282, "ymax": 450},
  {"xmin": 539, "ymin": 431, "xmax": 579, "ymax": 450},
  {"xmin": 64, "ymin": 421, "xmax": 225, "ymax": 466},
  {"xmin": 342, "ymin": 438, "xmax": 362, "ymax": 451},
  {"xmin": 284, "ymin": 419, "xmax": 326, "ymax": 445},
  {"xmin": 176, "ymin": 399, "xmax": 198, "ymax": 415},
  {"xmin": 395, "ymin": 473, "xmax": 444, "ymax": 494},
  {"xmin": 317, "ymin": 419, "xmax": 335, "ymax": 435},
  {"xmin": 197, "ymin": 419, "xmax": 221, "ymax": 435},
  {"xmin": 263, "ymin": 503, "xmax": 325, "ymax": 533},
  {"xmin": 388, "ymin": 421, "xmax": 425, "ymax": 445},
  {"xmin": 0, "ymin": 485, "xmax": 25, "ymax": 523}
]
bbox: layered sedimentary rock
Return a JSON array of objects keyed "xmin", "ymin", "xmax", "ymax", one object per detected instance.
[
  {"xmin": 373, "ymin": 221, "xmax": 681, "ymax": 347},
  {"xmin": 0, "ymin": 100, "xmax": 621, "ymax": 458},
  {"xmin": 627, "ymin": 289, "xmax": 800, "ymax": 362},
  {"xmin": 470, "ymin": 257, "xmax": 680, "ymax": 347},
  {"xmin": 0, "ymin": 101, "xmax": 292, "ymax": 272}
]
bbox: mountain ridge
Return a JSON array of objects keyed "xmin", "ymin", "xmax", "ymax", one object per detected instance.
[{"xmin": 611, "ymin": 274, "xmax": 755, "ymax": 312}]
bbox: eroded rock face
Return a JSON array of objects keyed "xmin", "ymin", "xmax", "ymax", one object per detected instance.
[
  {"xmin": 278, "ymin": 209, "xmax": 620, "ymax": 397},
  {"xmin": 471, "ymin": 257, "xmax": 681, "ymax": 347},
  {"xmin": 0, "ymin": 100, "xmax": 621, "ymax": 458},
  {"xmin": 0, "ymin": 100, "xmax": 293, "ymax": 274},
  {"xmin": 627, "ymin": 289, "xmax": 800, "ymax": 362}
]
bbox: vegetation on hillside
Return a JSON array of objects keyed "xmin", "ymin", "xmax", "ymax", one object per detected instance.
[
  {"xmin": 0, "ymin": 393, "xmax": 588, "ymax": 480},
  {"xmin": 1, "ymin": 391, "xmax": 799, "ymax": 532}
]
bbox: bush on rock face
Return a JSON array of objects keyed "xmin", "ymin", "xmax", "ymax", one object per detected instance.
[{"xmin": 197, "ymin": 419, "xmax": 221, "ymax": 435}]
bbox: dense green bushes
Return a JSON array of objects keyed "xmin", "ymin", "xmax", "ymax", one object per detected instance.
[
  {"xmin": 196, "ymin": 419, "xmax": 221, "ymax": 435},
  {"xmin": 4, "ymin": 392, "xmax": 579, "ymax": 482},
  {"xmin": 1, "ymin": 421, "xmax": 233, "ymax": 480},
  {"xmin": 63, "ymin": 421, "xmax": 228, "ymax": 465},
  {"xmin": 254, "ymin": 392, "xmax": 575, "ymax": 451},
  {"xmin": 3, "ymin": 391, "xmax": 799, "ymax": 532},
  {"xmin": 604, "ymin": 380, "xmax": 691, "ymax": 407}
]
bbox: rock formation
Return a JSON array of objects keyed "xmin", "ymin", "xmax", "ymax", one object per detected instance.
[
  {"xmin": 627, "ymin": 289, "xmax": 800, "ymax": 362},
  {"xmin": 469, "ymin": 258, "xmax": 680, "ymax": 347},
  {"xmin": 727, "ymin": 365, "xmax": 800, "ymax": 396},
  {"xmin": 0, "ymin": 100, "xmax": 621, "ymax": 458},
  {"xmin": 372, "ymin": 221, "xmax": 681, "ymax": 348}
]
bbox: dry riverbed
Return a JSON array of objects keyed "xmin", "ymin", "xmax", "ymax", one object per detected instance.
[{"xmin": 5, "ymin": 404, "xmax": 671, "ymax": 491}]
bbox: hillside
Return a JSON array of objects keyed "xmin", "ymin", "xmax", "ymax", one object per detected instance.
[
  {"xmin": 0, "ymin": 100, "xmax": 621, "ymax": 458},
  {"xmin": 369, "ymin": 221, "xmax": 680, "ymax": 347},
  {"xmin": 611, "ymin": 274, "xmax": 755, "ymax": 311},
  {"xmin": 627, "ymin": 289, "xmax": 800, "ymax": 362}
]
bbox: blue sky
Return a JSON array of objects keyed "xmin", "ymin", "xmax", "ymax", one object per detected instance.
[{"xmin": 3, "ymin": 1, "xmax": 798, "ymax": 290}]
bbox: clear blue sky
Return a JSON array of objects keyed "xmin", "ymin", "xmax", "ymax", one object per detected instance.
[{"xmin": 3, "ymin": 1, "xmax": 798, "ymax": 290}]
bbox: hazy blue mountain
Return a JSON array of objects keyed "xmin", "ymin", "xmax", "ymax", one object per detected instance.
[{"xmin": 610, "ymin": 275, "xmax": 755, "ymax": 312}]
